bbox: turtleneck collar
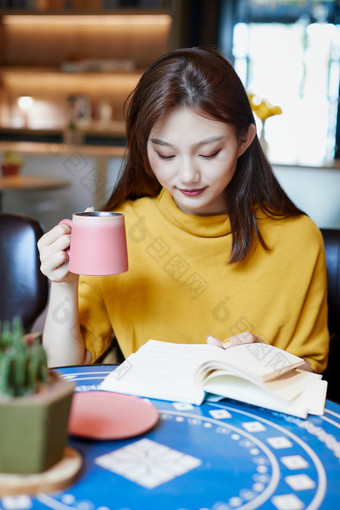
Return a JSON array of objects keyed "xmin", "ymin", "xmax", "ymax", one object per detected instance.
[{"xmin": 156, "ymin": 188, "xmax": 232, "ymax": 238}]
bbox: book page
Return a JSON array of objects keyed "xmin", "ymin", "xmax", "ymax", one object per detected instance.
[
  {"xmin": 203, "ymin": 374, "xmax": 309, "ymax": 419},
  {"xmin": 290, "ymin": 377, "xmax": 327, "ymax": 416},
  {"xmin": 204, "ymin": 342, "xmax": 304, "ymax": 381},
  {"xmin": 100, "ymin": 340, "xmax": 223, "ymax": 404},
  {"xmin": 202, "ymin": 365, "xmax": 326, "ymax": 418},
  {"xmin": 265, "ymin": 369, "xmax": 321, "ymax": 402}
]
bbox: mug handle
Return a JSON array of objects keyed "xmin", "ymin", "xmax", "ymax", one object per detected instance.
[{"xmin": 59, "ymin": 219, "xmax": 72, "ymax": 257}]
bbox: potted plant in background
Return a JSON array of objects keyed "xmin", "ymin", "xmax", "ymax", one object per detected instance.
[
  {"xmin": 0, "ymin": 150, "xmax": 24, "ymax": 176},
  {"xmin": 0, "ymin": 317, "xmax": 75, "ymax": 475}
]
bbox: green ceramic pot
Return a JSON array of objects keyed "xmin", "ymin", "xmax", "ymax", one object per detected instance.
[{"xmin": 0, "ymin": 371, "xmax": 75, "ymax": 474}]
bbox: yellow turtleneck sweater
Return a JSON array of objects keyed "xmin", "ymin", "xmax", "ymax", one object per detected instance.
[{"xmin": 78, "ymin": 189, "xmax": 329, "ymax": 372}]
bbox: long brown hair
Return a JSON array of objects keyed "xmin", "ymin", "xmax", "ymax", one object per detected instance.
[{"xmin": 105, "ymin": 47, "xmax": 303, "ymax": 262}]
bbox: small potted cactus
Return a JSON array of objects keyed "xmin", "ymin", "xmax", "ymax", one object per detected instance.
[
  {"xmin": 1, "ymin": 150, "xmax": 24, "ymax": 176},
  {"xmin": 0, "ymin": 317, "xmax": 75, "ymax": 474}
]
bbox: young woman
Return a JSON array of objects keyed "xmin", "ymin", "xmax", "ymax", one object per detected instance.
[{"xmin": 38, "ymin": 47, "xmax": 329, "ymax": 371}]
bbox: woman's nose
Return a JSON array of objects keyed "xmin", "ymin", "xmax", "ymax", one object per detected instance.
[{"xmin": 178, "ymin": 158, "xmax": 200, "ymax": 184}]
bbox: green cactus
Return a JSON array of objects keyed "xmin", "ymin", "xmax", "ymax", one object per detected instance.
[{"xmin": 0, "ymin": 317, "xmax": 49, "ymax": 397}]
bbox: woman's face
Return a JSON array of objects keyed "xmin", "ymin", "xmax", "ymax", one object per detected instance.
[{"xmin": 147, "ymin": 107, "xmax": 255, "ymax": 216}]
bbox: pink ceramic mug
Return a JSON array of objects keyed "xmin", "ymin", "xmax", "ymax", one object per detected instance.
[{"xmin": 59, "ymin": 211, "xmax": 128, "ymax": 276}]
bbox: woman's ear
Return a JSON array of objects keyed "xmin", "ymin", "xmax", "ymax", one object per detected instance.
[{"xmin": 237, "ymin": 123, "xmax": 257, "ymax": 157}]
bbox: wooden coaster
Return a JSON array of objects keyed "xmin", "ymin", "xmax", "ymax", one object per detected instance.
[{"xmin": 0, "ymin": 447, "xmax": 82, "ymax": 496}]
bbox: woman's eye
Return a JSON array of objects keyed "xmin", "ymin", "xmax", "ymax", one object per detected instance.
[
  {"xmin": 200, "ymin": 150, "xmax": 220, "ymax": 159},
  {"xmin": 157, "ymin": 153, "xmax": 175, "ymax": 160}
]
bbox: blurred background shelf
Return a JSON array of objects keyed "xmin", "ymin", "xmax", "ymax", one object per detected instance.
[
  {"xmin": 0, "ymin": 6, "xmax": 173, "ymax": 141},
  {"xmin": 0, "ymin": 120, "xmax": 127, "ymax": 145}
]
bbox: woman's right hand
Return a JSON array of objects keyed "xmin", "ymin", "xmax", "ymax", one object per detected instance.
[{"xmin": 38, "ymin": 223, "xmax": 78, "ymax": 283}]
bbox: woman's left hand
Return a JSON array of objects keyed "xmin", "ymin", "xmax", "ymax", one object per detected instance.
[
  {"xmin": 206, "ymin": 331, "xmax": 313, "ymax": 371},
  {"xmin": 207, "ymin": 331, "xmax": 265, "ymax": 349}
]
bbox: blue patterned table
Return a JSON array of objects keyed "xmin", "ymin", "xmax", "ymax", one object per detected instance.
[{"xmin": 1, "ymin": 364, "xmax": 340, "ymax": 510}]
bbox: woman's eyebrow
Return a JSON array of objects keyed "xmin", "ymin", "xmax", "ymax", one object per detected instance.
[
  {"xmin": 150, "ymin": 136, "xmax": 224, "ymax": 148},
  {"xmin": 197, "ymin": 136, "xmax": 224, "ymax": 146},
  {"xmin": 150, "ymin": 138, "xmax": 172, "ymax": 147}
]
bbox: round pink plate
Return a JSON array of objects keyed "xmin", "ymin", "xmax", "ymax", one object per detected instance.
[{"xmin": 68, "ymin": 391, "xmax": 159, "ymax": 440}]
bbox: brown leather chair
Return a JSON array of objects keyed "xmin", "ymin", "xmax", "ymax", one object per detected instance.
[
  {"xmin": 0, "ymin": 213, "xmax": 49, "ymax": 333},
  {"xmin": 321, "ymin": 228, "xmax": 340, "ymax": 403}
]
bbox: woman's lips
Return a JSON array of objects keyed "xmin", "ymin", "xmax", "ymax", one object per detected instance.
[{"xmin": 178, "ymin": 188, "xmax": 206, "ymax": 196}]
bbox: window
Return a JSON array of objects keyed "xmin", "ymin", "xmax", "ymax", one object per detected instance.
[{"xmin": 230, "ymin": 0, "xmax": 340, "ymax": 164}]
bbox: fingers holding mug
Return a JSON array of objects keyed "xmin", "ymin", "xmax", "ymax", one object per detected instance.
[{"xmin": 38, "ymin": 223, "xmax": 75, "ymax": 282}]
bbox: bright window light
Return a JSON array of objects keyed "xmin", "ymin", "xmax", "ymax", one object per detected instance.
[{"xmin": 232, "ymin": 19, "xmax": 340, "ymax": 165}]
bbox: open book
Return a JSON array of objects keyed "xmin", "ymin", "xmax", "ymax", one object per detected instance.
[{"xmin": 99, "ymin": 340, "xmax": 328, "ymax": 419}]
